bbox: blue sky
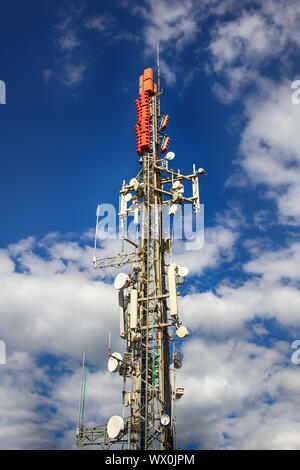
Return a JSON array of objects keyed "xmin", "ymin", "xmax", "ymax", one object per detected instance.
[{"xmin": 1, "ymin": 0, "xmax": 300, "ymax": 450}]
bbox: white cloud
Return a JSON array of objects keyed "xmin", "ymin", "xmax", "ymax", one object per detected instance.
[
  {"xmin": 44, "ymin": 62, "xmax": 86, "ymax": 87},
  {"xmin": 244, "ymin": 241, "xmax": 300, "ymax": 283},
  {"xmin": 83, "ymin": 14, "xmax": 115, "ymax": 34},
  {"xmin": 218, "ymin": 402, "xmax": 300, "ymax": 450},
  {"xmin": 0, "ymin": 236, "xmax": 123, "ymax": 364},
  {"xmin": 44, "ymin": 6, "xmax": 137, "ymax": 89},
  {"xmin": 0, "ymin": 351, "xmax": 59, "ymax": 449},
  {"xmin": 205, "ymin": 2, "xmax": 300, "ymax": 224},
  {"xmin": 179, "ymin": 239, "xmax": 300, "ymax": 337},
  {"xmin": 159, "ymin": 58, "xmax": 176, "ymax": 85},
  {"xmin": 60, "ymin": 63, "xmax": 86, "ymax": 86},
  {"xmin": 132, "ymin": 0, "xmax": 201, "ymax": 85},
  {"xmin": 0, "ymin": 233, "xmax": 129, "ymax": 449},
  {"xmin": 238, "ymin": 81, "xmax": 300, "ymax": 224},
  {"xmin": 175, "ymin": 337, "xmax": 300, "ymax": 449},
  {"xmin": 8, "ymin": 236, "xmax": 36, "ymax": 257},
  {"xmin": 0, "ymin": 227, "xmax": 300, "ymax": 449},
  {"xmin": 209, "ymin": 12, "xmax": 279, "ymax": 72},
  {"xmin": 173, "ymin": 223, "xmax": 238, "ymax": 276},
  {"xmin": 44, "ymin": 5, "xmax": 86, "ymax": 88},
  {"xmin": 138, "ymin": 0, "xmax": 198, "ymax": 51},
  {"xmin": 58, "ymin": 29, "xmax": 81, "ymax": 51},
  {"xmin": 207, "ymin": 2, "xmax": 300, "ymax": 102},
  {"xmin": 0, "ymin": 249, "xmax": 15, "ymax": 276},
  {"xmin": 0, "ymin": 348, "xmax": 122, "ymax": 449}
]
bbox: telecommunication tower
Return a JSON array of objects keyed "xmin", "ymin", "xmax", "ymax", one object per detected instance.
[{"xmin": 76, "ymin": 61, "xmax": 205, "ymax": 450}]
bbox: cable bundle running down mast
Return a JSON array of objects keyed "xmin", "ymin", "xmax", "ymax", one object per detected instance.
[{"xmin": 76, "ymin": 64, "xmax": 205, "ymax": 450}]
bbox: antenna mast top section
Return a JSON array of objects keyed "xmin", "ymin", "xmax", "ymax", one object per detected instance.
[
  {"xmin": 135, "ymin": 63, "xmax": 170, "ymax": 158},
  {"xmin": 157, "ymin": 42, "xmax": 160, "ymax": 95}
]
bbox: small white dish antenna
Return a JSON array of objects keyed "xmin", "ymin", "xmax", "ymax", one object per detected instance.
[
  {"xmin": 172, "ymin": 191, "xmax": 182, "ymax": 202},
  {"xmin": 177, "ymin": 266, "xmax": 189, "ymax": 277},
  {"xmin": 160, "ymin": 414, "xmax": 171, "ymax": 426},
  {"xmin": 108, "ymin": 352, "xmax": 122, "ymax": 373},
  {"xmin": 129, "ymin": 178, "xmax": 137, "ymax": 186},
  {"xmin": 134, "ymin": 181, "xmax": 144, "ymax": 192},
  {"xmin": 114, "ymin": 273, "xmax": 130, "ymax": 290},
  {"xmin": 198, "ymin": 168, "xmax": 205, "ymax": 174},
  {"xmin": 166, "ymin": 151, "xmax": 175, "ymax": 161},
  {"xmin": 176, "ymin": 326, "xmax": 189, "ymax": 338},
  {"xmin": 172, "ymin": 180, "xmax": 181, "ymax": 190},
  {"xmin": 107, "ymin": 415, "xmax": 125, "ymax": 439},
  {"xmin": 168, "ymin": 204, "xmax": 178, "ymax": 215},
  {"xmin": 124, "ymin": 193, "xmax": 133, "ymax": 202}
]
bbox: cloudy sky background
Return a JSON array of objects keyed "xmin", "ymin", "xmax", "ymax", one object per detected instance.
[{"xmin": 1, "ymin": 0, "xmax": 300, "ymax": 449}]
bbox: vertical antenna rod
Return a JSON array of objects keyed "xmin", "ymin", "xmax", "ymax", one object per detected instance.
[
  {"xmin": 76, "ymin": 350, "xmax": 86, "ymax": 438},
  {"xmin": 157, "ymin": 42, "xmax": 160, "ymax": 95}
]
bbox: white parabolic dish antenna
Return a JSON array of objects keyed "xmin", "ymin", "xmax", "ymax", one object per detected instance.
[
  {"xmin": 166, "ymin": 151, "xmax": 175, "ymax": 161},
  {"xmin": 172, "ymin": 180, "xmax": 181, "ymax": 190},
  {"xmin": 107, "ymin": 415, "xmax": 125, "ymax": 439},
  {"xmin": 129, "ymin": 178, "xmax": 137, "ymax": 186},
  {"xmin": 169, "ymin": 204, "xmax": 178, "ymax": 215},
  {"xmin": 124, "ymin": 193, "xmax": 133, "ymax": 202},
  {"xmin": 108, "ymin": 352, "xmax": 122, "ymax": 373},
  {"xmin": 176, "ymin": 326, "xmax": 189, "ymax": 338},
  {"xmin": 178, "ymin": 266, "xmax": 189, "ymax": 277},
  {"xmin": 114, "ymin": 273, "xmax": 130, "ymax": 290}
]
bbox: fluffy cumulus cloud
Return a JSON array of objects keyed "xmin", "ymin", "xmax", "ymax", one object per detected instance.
[
  {"xmin": 0, "ymin": 349, "xmax": 122, "ymax": 449},
  {"xmin": 174, "ymin": 223, "xmax": 238, "ymax": 276},
  {"xmin": 205, "ymin": 0, "xmax": 300, "ymax": 224},
  {"xmin": 0, "ymin": 233, "xmax": 135, "ymax": 449},
  {"xmin": 1, "ymin": 216, "xmax": 300, "ymax": 450},
  {"xmin": 135, "ymin": 0, "xmax": 199, "ymax": 52},
  {"xmin": 0, "ymin": 218, "xmax": 241, "ymax": 450},
  {"xmin": 179, "ymin": 240, "xmax": 300, "ymax": 337},
  {"xmin": 175, "ymin": 338, "xmax": 300, "ymax": 449},
  {"xmin": 238, "ymin": 82, "xmax": 300, "ymax": 224},
  {"xmin": 173, "ymin": 211, "xmax": 300, "ymax": 448},
  {"xmin": 207, "ymin": 0, "xmax": 300, "ymax": 101},
  {"xmin": 129, "ymin": 0, "xmax": 203, "ymax": 85},
  {"xmin": 1, "ymin": 235, "xmax": 128, "ymax": 362}
]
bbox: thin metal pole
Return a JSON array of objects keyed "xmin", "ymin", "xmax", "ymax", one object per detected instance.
[
  {"xmin": 81, "ymin": 356, "xmax": 87, "ymax": 421},
  {"xmin": 157, "ymin": 42, "xmax": 160, "ymax": 95},
  {"xmin": 173, "ymin": 339, "xmax": 177, "ymax": 449},
  {"xmin": 77, "ymin": 349, "xmax": 86, "ymax": 430}
]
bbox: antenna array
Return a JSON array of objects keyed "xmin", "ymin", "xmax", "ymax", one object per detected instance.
[{"xmin": 76, "ymin": 62, "xmax": 205, "ymax": 450}]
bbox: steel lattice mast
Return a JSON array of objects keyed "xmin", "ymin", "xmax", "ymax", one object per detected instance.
[{"xmin": 76, "ymin": 63, "xmax": 204, "ymax": 450}]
